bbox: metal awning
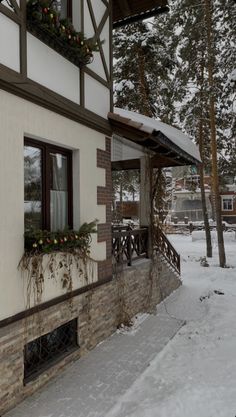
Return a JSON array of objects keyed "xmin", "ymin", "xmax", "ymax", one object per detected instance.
[
  {"xmin": 108, "ymin": 108, "xmax": 201, "ymax": 170},
  {"xmin": 112, "ymin": 0, "xmax": 169, "ymax": 28}
]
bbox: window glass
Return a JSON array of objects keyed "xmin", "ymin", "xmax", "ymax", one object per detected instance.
[
  {"xmin": 50, "ymin": 153, "xmax": 68, "ymax": 231},
  {"xmin": 55, "ymin": 0, "xmax": 70, "ymax": 19},
  {"xmin": 24, "ymin": 140, "xmax": 72, "ymax": 232},
  {"xmin": 223, "ymin": 198, "xmax": 233, "ymax": 211},
  {"xmin": 24, "ymin": 146, "xmax": 42, "ymax": 232}
]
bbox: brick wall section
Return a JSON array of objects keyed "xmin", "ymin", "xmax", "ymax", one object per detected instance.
[
  {"xmin": 97, "ymin": 137, "xmax": 112, "ymax": 280},
  {"xmin": 0, "ymin": 258, "xmax": 181, "ymax": 415}
]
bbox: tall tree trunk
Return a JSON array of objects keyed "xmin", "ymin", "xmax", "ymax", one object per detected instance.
[
  {"xmin": 137, "ymin": 47, "xmax": 153, "ymax": 117},
  {"xmin": 198, "ymin": 57, "xmax": 212, "ymax": 257},
  {"xmin": 198, "ymin": 156, "xmax": 212, "ymax": 257},
  {"xmin": 204, "ymin": 0, "xmax": 226, "ymax": 267}
]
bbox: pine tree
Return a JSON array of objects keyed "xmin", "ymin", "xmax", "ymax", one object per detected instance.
[
  {"xmin": 113, "ymin": 21, "xmax": 176, "ymax": 118},
  {"xmin": 153, "ymin": 0, "xmax": 235, "ymax": 265}
]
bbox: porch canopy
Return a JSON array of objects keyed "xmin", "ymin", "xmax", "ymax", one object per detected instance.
[
  {"xmin": 112, "ymin": 0, "xmax": 169, "ymax": 28},
  {"xmin": 108, "ymin": 108, "xmax": 201, "ymax": 171}
]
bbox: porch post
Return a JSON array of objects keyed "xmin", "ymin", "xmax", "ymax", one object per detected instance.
[{"xmin": 140, "ymin": 155, "xmax": 151, "ymax": 227}]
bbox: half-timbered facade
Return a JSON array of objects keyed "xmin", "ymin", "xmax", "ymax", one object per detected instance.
[{"xmin": 0, "ymin": 1, "xmax": 201, "ymax": 414}]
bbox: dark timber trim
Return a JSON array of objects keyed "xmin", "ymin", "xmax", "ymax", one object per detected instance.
[
  {"xmin": 0, "ymin": 0, "xmax": 113, "ymax": 135},
  {"xmin": 87, "ymin": 0, "xmax": 110, "ymax": 83},
  {"xmin": 0, "ymin": 276, "xmax": 112, "ymax": 329},
  {"xmin": 113, "ymin": 6, "xmax": 169, "ymax": 28},
  {"xmin": 20, "ymin": 0, "xmax": 27, "ymax": 78},
  {"xmin": 0, "ymin": 68, "xmax": 112, "ymax": 135},
  {"xmin": 83, "ymin": 67, "xmax": 111, "ymax": 88},
  {"xmin": 0, "ymin": 3, "xmax": 21, "ymax": 23},
  {"xmin": 109, "ymin": 0, "xmax": 113, "ymax": 112}
]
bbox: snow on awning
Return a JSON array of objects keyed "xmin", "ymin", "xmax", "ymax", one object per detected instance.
[{"xmin": 108, "ymin": 108, "xmax": 201, "ymax": 168}]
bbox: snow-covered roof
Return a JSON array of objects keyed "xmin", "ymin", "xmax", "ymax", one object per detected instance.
[
  {"xmin": 112, "ymin": 0, "xmax": 168, "ymax": 28},
  {"xmin": 109, "ymin": 108, "xmax": 201, "ymax": 166}
]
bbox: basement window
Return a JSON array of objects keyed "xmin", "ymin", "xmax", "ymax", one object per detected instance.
[{"xmin": 24, "ymin": 319, "xmax": 78, "ymax": 383}]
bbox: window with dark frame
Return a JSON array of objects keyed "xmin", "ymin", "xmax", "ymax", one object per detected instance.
[
  {"xmin": 24, "ymin": 139, "xmax": 73, "ymax": 233},
  {"xmin": 222, "ymin": 197, "xmax": 233, "ymax": 211},
  {"xmin": 24, "ymin": 319, "xmax": 78, "ymax": 383}
]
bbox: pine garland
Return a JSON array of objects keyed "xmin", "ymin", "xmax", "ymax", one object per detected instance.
[
  {"xmin": 24, "ymin": 220, "xmax": 98, "ymax": 255},
  {"xmin": 27, "ymin": 0, "xmax": 100, "ymax": 67}
]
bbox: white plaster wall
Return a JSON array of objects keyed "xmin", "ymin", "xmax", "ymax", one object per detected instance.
[
  {"xmin": 72, "ymin": 0, "xmax": 82, "ymax": 31},
  {"xmin": 87, "ymin": 53, "xmax": 107, "ymax": 81},
  {"xmin": 27, "ymin": 33, "xmax": 80, "ymax": 104},
  {"xmin": 0, "ymin": 13, "xmax": 20, "ymax": 72},
  {"xmin": 100, "ymin": 20, "xmax": 110, "ymax": 74},
  {"xmin": 83, "ymin": 0, "xmax": 95, "ymax": 38},
  {"xmin": 84, "ymin": 1, "xmax": 110, "ymax": 82},
  {"xmin": 93, "ymin": 0, "xmax": 107, "ymax": 27},
  {"xmin": 0, "ymin": 89, "xmax": 107, "ymax": 320},
  {"xmin": 85, "ymin": 74, "xmax": 110, "ymax": 118}
]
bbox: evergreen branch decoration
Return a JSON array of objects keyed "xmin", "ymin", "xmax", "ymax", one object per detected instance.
[
  {"xmin": 19, "ymin": 221, "xmax": 98, "ymax": 306},
  {"xmin": 27, "ymin": 0, "xmax": 100, "ymax": 67},
  {"xmin": 24, "ymin": 220, "xmax": 98, "ymax": 255}
]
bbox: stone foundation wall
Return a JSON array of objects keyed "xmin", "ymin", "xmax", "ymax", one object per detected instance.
[{"xmin": 0, "ymin": 258, "xmax": 181, "ymax": 415}]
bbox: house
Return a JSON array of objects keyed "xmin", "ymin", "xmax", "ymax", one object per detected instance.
[
  {"xmin": 220, "ymin": 176, "xmax": 236, "ymax": 224},
  {"xmin": 171, "ymin": 169, "xmax": 212, "ymax": 222},
  {"xmin": 0, "ymin": 0, "xmax": 200, "ymax": 414},
  {"xmin": 170, "ymin": 168, "xmax": 236, "ymax": 225}
]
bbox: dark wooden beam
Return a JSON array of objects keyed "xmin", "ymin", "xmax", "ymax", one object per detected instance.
[
  {"xmin": 117, "ymin": 0, "xmax": 131, "ymax": 16},
  {"xmin": 20, "ymin": 0, "xmax": 27, "ymax": 78},
  {"xmin": 112, "ymin": 0, "xmax": 169, "ymax": 28},
  {"xmin": 0, "ymin": 66, "xmax": 112, "ymax": 136},
  {"xmin": 112, "ymin": 158, "xmax": 140, "ymax": 171},
  {"xmin": 113, "ymin": 5, "xmax": 169, "ymax": 28},
  {"xmin": 0, "ymin": 2, "xmax": 21, "ymax": 23},
  {"xmin": 0, "ymin": 276, "xmax": 112, "ymax": 329}
]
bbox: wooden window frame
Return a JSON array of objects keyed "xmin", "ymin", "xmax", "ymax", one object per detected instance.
[
  {"xmin": 57, "ymin": 0, "xmax": 73, "ymax": 20},
  {"xmin": 67, "ymin": 0, "xmax": 73, "ymax": 21},
  {"xmin": 221, "ymin": 196, "xmax": 233, "ymax": 212},
  {"xmin": 24, "ymin": 137, "xmax": 73, "ymax": 231}
]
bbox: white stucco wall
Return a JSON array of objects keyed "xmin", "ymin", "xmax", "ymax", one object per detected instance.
[
  {"xmin": 0, "ymin": 0, "xmax": 111, "ymax": 118},
  {"xmin": 27, "ymin": 34, "xmax": 80, "ymax": 104},
  {"xmin": 0, "ymin": 13, "xmax": 20, "ymax": 72},
  {"xmin": 85, "ymin": 74, "xmax": 111, "ymax": 118},
  {"xmin": 0, "ymin": 89, "xmax": 107, "ymax": 320}
]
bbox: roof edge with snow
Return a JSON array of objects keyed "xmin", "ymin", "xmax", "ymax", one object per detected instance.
[{"xmin": 108, "ymin": 108, "xmax": 201, "ymax": 168}]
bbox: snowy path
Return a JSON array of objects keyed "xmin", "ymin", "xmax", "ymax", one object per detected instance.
[
  {"xmin": 105, "ymin": 235, "xmax": 236, "ymax": 417},
  {"xmin": 5, "ymin": 234, "xmax": 236, "ymax": 417}
]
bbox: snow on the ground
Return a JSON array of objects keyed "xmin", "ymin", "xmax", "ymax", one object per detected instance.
[
  {"xmin": 105, "ymin": 235, "xmax": 236, "ymax": 417},
  {"xmin": 5, "ymin": 235, "xmax": 236, "ymax": 417},
  {"xmin": 192, "ymin": 230, "xmax": 236, "ymax": 242}
]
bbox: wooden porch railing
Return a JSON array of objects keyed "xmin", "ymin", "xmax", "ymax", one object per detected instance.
[
  {"xmin": 112, "ymin": 226, "xmax": 148, "ymax": 267},
  {"xmin": 112, "ymin": 225, "xmax": 180, "ymax": 275},
  {"xmin": 153, "ymin": 226, "xmax": 181, "ymax": 274}
]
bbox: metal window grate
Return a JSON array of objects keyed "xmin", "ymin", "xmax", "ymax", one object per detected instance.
[{"xmin": 24, "ymin": 319, "xmax": 78, "ymax": 382}]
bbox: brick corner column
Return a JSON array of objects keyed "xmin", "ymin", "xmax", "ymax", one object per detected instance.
[{"xmin": 97, "ymin": 137, "xmax": 112, "ymax": 281}]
